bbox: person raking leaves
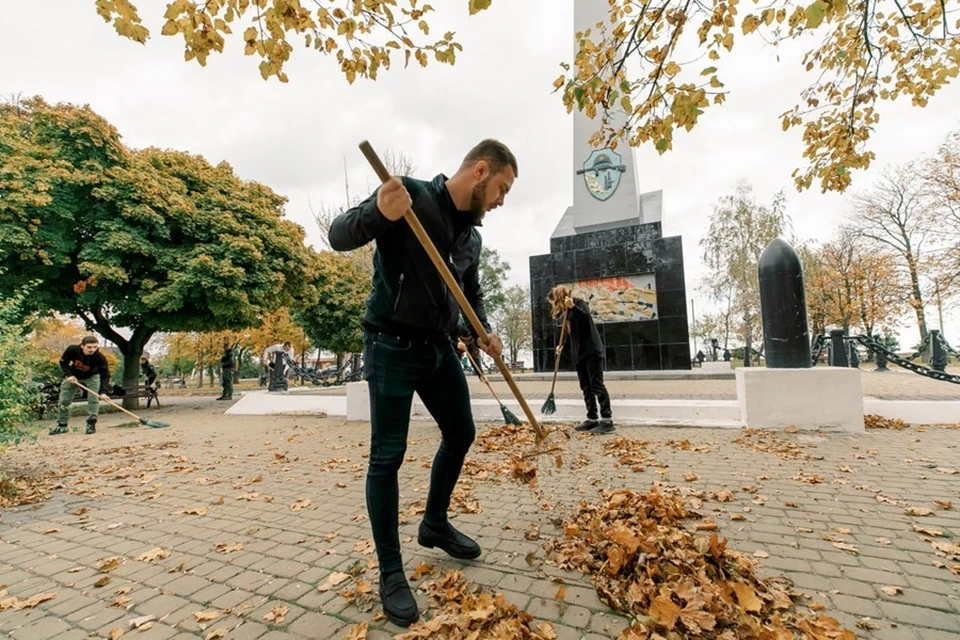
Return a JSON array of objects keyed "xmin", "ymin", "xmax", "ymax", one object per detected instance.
[
  {"xmin": 49, "ymin": 335, "xmax": 112, "ymax": 436},
  {"xmin": 548, "ymin": 285, "xmax": 615, "ymax": 434},
  {"xmin": 329, "ymin": 139, "xmax": 516, "ymax": 627}
]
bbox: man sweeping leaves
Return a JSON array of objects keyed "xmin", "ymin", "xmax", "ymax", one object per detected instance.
[
  {"xmin": 50, "ymin": 335, "xmax": 112, "ymax": 436},
  {"xmin": 548, "ymin": 286, "xmax": 615, "ymax": 434},
  {"xmin": 329, "ymin": 139, "xmax": 516, "ymax": 627}
]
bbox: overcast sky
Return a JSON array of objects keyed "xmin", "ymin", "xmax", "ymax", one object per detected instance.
[{"xmin": 3, "ymin": 0, "xmax": 959, "ymax": 351}]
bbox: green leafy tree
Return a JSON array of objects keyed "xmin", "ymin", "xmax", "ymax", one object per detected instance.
[
  {"xmin": 478, "ymin": 246, "xmax": 510, "ymax": 319},
  {"xmin": 0, "ymin": 97, "xmax": 317, "ymax": 407},
  {"xmin": 0, "ymin": 278, "xmax": 42, "ymax": 444},
  {"xmin": 493, "ymin": 284, "xmax": 531, "ymax": 366},
  {"xmin": 690, "ymin": 311, "xmax": 727, "ymax": 357},
  {"xmin": 294, "ymin": 251, "xmax": 369, "ymax": 364},
  {"xmin": 700, "ymin": 181, "xmax": 789, "ymax": 363}
]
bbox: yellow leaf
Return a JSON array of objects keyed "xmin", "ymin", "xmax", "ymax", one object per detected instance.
[
  {"xmin": 468, "ymin": 0, "xmax": 492, "ymax": 15},
  {"xmin": 664, "ymin": 61, "xmax": 681, "ymax": 76},
  {"xmin": 732, "ymin": 582, "xmax": 763, "ymax": 612}
]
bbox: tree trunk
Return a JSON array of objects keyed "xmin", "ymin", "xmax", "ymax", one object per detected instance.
[
  {"xmin": 121, "ymin": 349, "xmax": 142, "ymax": 410},
  {"xmin": 907, "ymin": 253, "xmax": 928, "ymax": 342},
  {"xmin": 234, "ymin": 348, "xmax": 245, "ymax": 383},
  {"xmin": 198, "ymin": 366, "xmax": 204, "ymax": 388},
  {"xmin": 743, "ymin": 314, "xmax": 753, "ymax": 367}
]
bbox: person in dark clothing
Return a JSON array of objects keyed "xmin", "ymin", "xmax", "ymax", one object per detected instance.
[
  {"xmin": 218, "ymin": 338, "xmax": 235, "ymax": 401},
  {"xmin": 140, "ymin": 355, "xmax": 158, "ymax": 387},
  {"xmin": 50, "ymin": 335, "xmax": 112, "ymax": 436},
  {"xmin": 328, "ymin": 138, "xmax": 516, "ymax": 627},
  {"xmin": 548, "ymin": 285, "xmax": 614, "ymax": 434}
]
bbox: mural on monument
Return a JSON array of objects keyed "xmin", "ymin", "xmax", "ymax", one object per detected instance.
[
  {"xmin": 563, "ymin": 273, "xmax": 657, "ymax": 323},
  {"xmin": 577, "ymin": 148, "xmax": 625, "ymax": 201}
]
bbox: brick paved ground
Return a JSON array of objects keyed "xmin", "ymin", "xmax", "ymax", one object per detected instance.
[{"xmin": 1, "ymin": 399, "xmax": 959, "ymax": 639}]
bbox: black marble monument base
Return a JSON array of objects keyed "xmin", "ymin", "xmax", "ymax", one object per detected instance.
[{"xmin": 529, "ymin": 221, "xmax": 691, "ymax": 372}]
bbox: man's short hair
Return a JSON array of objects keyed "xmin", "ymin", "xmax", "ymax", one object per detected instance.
[
  {"xmin": 81, "ymin": 335, "xmax": 99, "ymax": 346},
  {"xmin": 283, "ymin": 341, "xmax": 291, "ymax": 348},
  {"xmin": 462, "ymin": 139, "xmax": 518, "ymax": 178}
]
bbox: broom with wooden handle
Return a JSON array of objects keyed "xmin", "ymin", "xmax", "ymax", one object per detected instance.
[
  {"xmin": 358, "ymin": 140, "xmax": 546, "ymax": 444},
  {"xmin": 541, "ymin": 308, "xmax": 568, "ymax": 415},
  {"xmin": 463, "ymin": 349, "xmax": 521, "ymax": 426},
  {"xmin": 70, "ymin": 380, "xmax": 170, "ymax": 428}
]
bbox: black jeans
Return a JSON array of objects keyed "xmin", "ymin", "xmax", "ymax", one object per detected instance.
[
  {"xmin": 575, "ymin": 355, "xmax": 612, "ymax": 420},
  {"xmin": 363, "ymin": 330, "xmax": 476, "ymax": 574}
]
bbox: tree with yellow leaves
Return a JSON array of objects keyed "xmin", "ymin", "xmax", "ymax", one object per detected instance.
[
  {"xmin": 88, "ymin": 0, "xmax": 960, "ymax": 193},
  {"xmin": 804, "ymin": 227, "xmax": 906, "ymax": 336}
]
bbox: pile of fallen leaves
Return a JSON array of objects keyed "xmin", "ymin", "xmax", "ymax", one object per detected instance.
[
  {"xmin": 474, "ymin": 423, "xmax": 538, "ymax": 453},
  {"xmin": 545, "ymin": 488, "xmax": 855, "ymax": 639},
  {"xmin": 474, "ymin": 423, "xmax": 569, "ymax": 454},
  {"xmin": 395, "ymin": 570, "xmax": 558, "ymax": 640},
  {"xmin": 863, "ymin": 414, "xmax": 910, "ymax": 430},
  {"xmin": 602, "ymin": 437, "xmax": 654, "ymax": 472},
  {"xmin": 0, "ymin": 472, "xmax": 56, "ymax": 508},
  {"xmin": 732, "ymin": 429, "xmax": 810, "ymax": 461}
]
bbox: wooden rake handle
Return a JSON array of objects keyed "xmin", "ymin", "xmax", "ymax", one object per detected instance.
[
  {"xmin": 549, "ymin": 308, "xmax": 569, "ymax": 395},
  {"xmin": 70, "ymin": 380, "xmax": 142, "ymax": 422},
  {"xmin": 359, "ymin": 140, "xmax": 544, "ymax": 442},
  {"xmin": 463, "ymin": 348, "xmax": 504, "ymax": 406}
]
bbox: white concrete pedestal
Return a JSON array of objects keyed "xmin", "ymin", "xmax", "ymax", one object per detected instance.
[
  {"xmin": 701, "ymin": 361, "xmax": 732, "ymax": 373},
  {"xmin": 736, "ymin": 368, "xmax": 864, "ymax": 433}
]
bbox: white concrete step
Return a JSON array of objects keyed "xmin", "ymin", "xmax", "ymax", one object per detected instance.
[
  {"xmin": 224, "ymin": 386, "xmax": 960, "ymax": 430},
  {"xmin": 447, "ymin": 398, "xmax": 742, "ymax": 428}
]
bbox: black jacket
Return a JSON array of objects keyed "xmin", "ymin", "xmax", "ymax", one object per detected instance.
[
  {"xmin": 451, "ymin": 227, "xmax": 492, "ymax": 341},
  {"xmin": 563, "ymin": 298, "xmax": 605, "ymax": 364},
  {"xmin": 329, "ymin": 174, "xmax": 489, "ymax": 339},
  {"xmin": 60, "ymin": 345, "xmax": 111, "ymax": 394},
  {"xmin": 141, "ymin": 361, "xmax": 157, "ymax": 379},
  {"xmin": 220, "ymin": 347, "xmax": 234, "ymax": 370}
]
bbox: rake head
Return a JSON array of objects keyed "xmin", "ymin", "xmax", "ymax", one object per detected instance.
[
  {"xmin": 500, "ymin": 403, "xmax": 522, "ymax": 426},
  {"xmin": 140, "ymin": 417, "xmax": 171, "ymax": 429},
  {"xmin": 540, "ymin": 393, "xmax": 557, "ymax": 415}
]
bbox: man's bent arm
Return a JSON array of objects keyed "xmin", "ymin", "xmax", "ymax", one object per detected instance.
[{"xmin": 328, "ymin": 190, "xmax": 394, "ymax": 251}]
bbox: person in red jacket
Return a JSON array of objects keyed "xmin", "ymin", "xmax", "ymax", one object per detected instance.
[
  {"xmin": 548, "ymin": 285, "xmax": 615, "ymax": 434},
  {"xmin": 50, "ymin": 335, "xmax": 112, "ymax": 436}
]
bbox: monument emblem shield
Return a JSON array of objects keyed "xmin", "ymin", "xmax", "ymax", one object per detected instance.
[{"xmin": 578, "ymin": 148, "xmax": 625, "ymax": 202}]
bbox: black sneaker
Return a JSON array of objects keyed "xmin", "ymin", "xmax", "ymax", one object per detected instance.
[
  {"xmin": 85, "ymin": 420, "xmax": 97, "ymax": 435},
  {"xmin": 590, "ymin": 419, "xmax": 615, "ymax": 435},
  {"xmin": 378, "ymin": 570, "xmax": 419, "ymax": 627},
  {"xmin": 418, "ymin": 521, "xmax": 481, "ymax": 560},
  {"xmin": 49, "ymin": 423, "xmax": 68, "ymax": 436},
  {"xmin": 575, "ymin": 419, "xmax": 599, "ymax": 432}
]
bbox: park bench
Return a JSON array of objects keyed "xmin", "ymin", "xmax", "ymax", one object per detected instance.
[{"xmin": 38, "ymin": 383, "xmax": 160, "ymax": 417}]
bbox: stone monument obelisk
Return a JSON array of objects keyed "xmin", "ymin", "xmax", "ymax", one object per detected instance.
[
  {"xmin": 552, "ymin": 1, "xmax": 661, "ymax": 238},
  {"xmin": 529, "ymin": 2, "xmax": 688, "ymax": 373}
]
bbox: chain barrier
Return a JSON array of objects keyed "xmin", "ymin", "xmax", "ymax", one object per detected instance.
[
  {"xmin": 939, "ymin": 333, "xmax": 960, "ymax": 359},
  {"xmin": 904, "ymin": 334, "xmax": 932, "ymax": 362},
  {"xmin": 280, "ymin": 353, "xmax": 362, "ymax": 386},
  {"xmin": 846, "ymin": 334, "xmax": 960, "ymax": 385}
]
